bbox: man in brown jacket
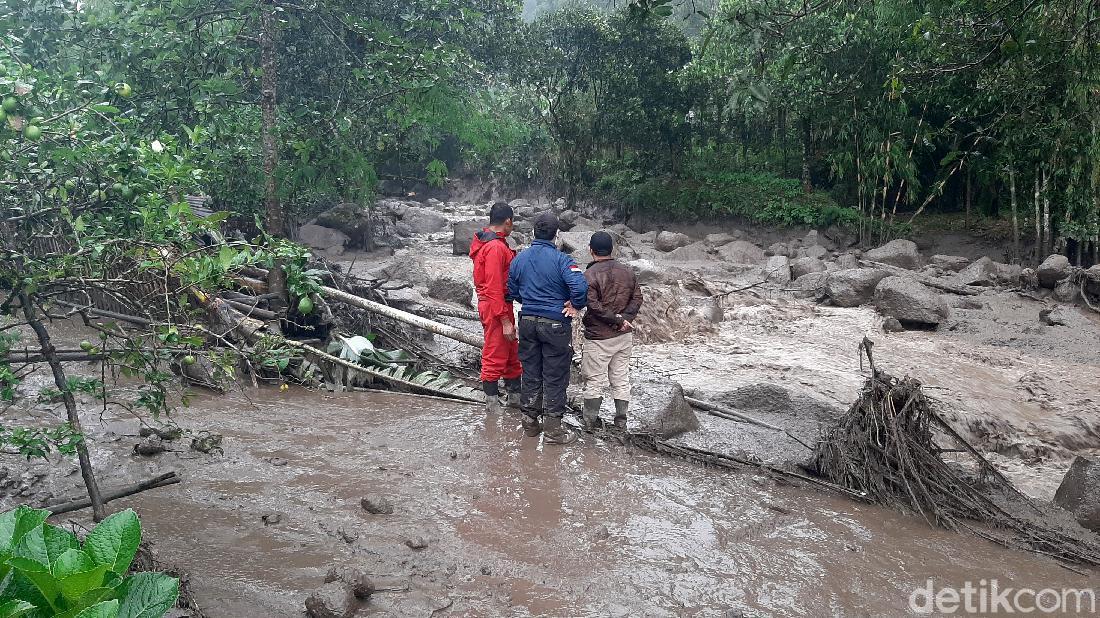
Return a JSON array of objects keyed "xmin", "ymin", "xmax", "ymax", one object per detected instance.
[{"xmin": 581, "ymin": 231, "xmax": 643, "ymax": 429}]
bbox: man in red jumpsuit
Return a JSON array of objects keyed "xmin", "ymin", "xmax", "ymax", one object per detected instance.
[{"xmin": 470, "ymin": 202, "xmax": 522, "ymax": 412}]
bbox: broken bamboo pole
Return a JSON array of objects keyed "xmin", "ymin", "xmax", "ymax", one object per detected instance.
[
  {"xmin": 319, "ymin": 286, "xmax": 484, "ymax": 348},
  {"xmin": 685, "ymin": 396, "xmax": 815, "ymax": 450},
  {"xmin": 45, "ymin": 472, "xmax": 181, "ymax": 516}
]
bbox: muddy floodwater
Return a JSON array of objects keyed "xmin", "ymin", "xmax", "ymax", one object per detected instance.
[{"xmin": 96, "ymin": 388, "xmax": 1095, "ymax": 617}]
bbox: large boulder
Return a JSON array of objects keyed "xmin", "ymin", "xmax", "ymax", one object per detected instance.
[
  {"xmin": 628, "ymin": 259, "xmax": 684, "ymax": 285},
  {"xmin": 765, "ymin": 255, "xmax": 791, "ymax": 284},
  {"xmin": 790, "ymin": 272, "xmax": 830, "ymax": 299},
  {"xmin": 864, "ymin": 239, "xmax": 921, "ymax": 270},
  {"xmin": 452, "ymin": 220, "xmax": 485, "ymax": 256},
  {"xmin": 666, "ymin": 241, "xmax": 712, "ymax": 263},
  {"xmin": 655, "ymin": 231, "xmax": 691, "ymax": 252},
  {"xmin": 954, "ymin": 257, "xmax": 1022, "ymax": 287},
  {"xmin": 1053, "ymin": 279, "xmax": 1079, "ymax": 303},
  {"xmin": 930, "ymin": 255, "xmax": 970, "ymax": 272},
  {"xmin": 873, "ymin": 276, "xmax": 949, "ymax": 327},
  {"xmin": 716, "ymin": 240, "xmax": 766, "ymax": 265},
  {"xmin": 1053, "ymin": 456, "xmax": 1100, "ymax": 532},
  {"xmin": 790, "ymin": 257, "xmax": 826, "ymax": 280},
  {"xmin": 570, "ymin": 216, "xmax": 601, "ymax": 232},
  {"xmin": 704, "ymin": 232, "xmax": 737, "ymax": 247},
  {"xmin": 826, "ymin": 268, "xmax": 890, "ymax": 308},
  {"xmin": 298, "ymin": 224, "xmax": 349, "ymax": 256},
  {"xmin": 765, "ymin": 242, "xmax": 789, "ymax": 257},
  {"xmin": 834, "ymin": 253, "xmax": 860, "ymax": 270},
  {"xmin": 1037, "ymin": 254, "xmax": 1071, "ymax": 288},
  {"xmin": 314, "ymin": 203, "xmax": 373, "ymax": 248},
  {"xmin": 305, "ymin": 582, "xmax": 356, "ymax": 618},
  {"xmin": 559, "ymin": 230, "xmax": 636, "ymax": 264},
  {"xmin": 400, "ymin": 207, "xmax": 448, "ymax": 235},
  {"xmin": 557, "ymin": 209, "xmax": 579, "ymax": 231},
  {"xmin": 1086, "ymin": 264, "xmax": 1100, "ymax": 296},
  {"xmin": 631, "ymin": 380, "xmax": 699, "ymax": 438},
  {"xmin": 426, "ymin": 276, "xmax": 474, "ymax": 308},
  {"xmin": 799, "ymin": 245, "xmax": 830, "ymax": 261}
]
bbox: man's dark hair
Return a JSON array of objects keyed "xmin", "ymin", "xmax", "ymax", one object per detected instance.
[
  {"xmin": 489, "ymin": 202, "xmax": 514, "ymax": 226},
  {"xmin": 589, "ymin": 231, "xmax": 614, "ymax": 257},
  {"xmin": 533, "ymin": 212, "xmax": 559, "ymax": 240}
]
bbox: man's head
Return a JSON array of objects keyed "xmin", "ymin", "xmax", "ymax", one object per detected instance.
[
  {"xmin": 533, "ymin": 212, "xmax": 559, "ymax": 241},
  {"xmin": 589, "ymin": 231, "xmax": 614, "ymax": 259},
  {"xmin": 488, "ymin": 202, "xmax": 514, "ymax": 236}
]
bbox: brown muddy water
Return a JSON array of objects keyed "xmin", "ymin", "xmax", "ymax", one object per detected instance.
[{"xmin": 84, "ymin": 388, "xmax": 1096, "ymax": 617}]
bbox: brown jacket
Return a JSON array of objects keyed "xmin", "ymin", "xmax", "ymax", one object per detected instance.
[{"xmin": 582, "ymin": 258, "xmax": 643, "ymax": 340}]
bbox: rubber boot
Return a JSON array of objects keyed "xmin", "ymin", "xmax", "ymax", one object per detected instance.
[
  {"xmin": 583, "ymin": 398, "xmax": 603, "ymax": 430},
  {"xmin": 504, "ymin": 378, "xmax": 522, "ymax": 409},
  {"xmin": 483, "ymin": 381, "xmax": 503, "ymax": 414},
  {"xmin": 543, "ymin": 416, "xmax": 578, "ymax": 445},
  {"xmin": 613, "ymin": 399, "xmax": 629, "ymax": 430},
  {"xmin": 521, "ymin": 413, "xmax": 542, "ymax": 437}
]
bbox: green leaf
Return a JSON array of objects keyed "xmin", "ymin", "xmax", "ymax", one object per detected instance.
[
  {"xmin": 0, "ymin": 600, "xmax": 36, "ymax": 618},
  {"xmin": 13, "ymin": 524, "xmax": 74, "ymax": 569},
  {"xmin": 90, "ymin": 104, "xmax": 119, "ymax": 115},
  {"xmin": 84, "ymin": 510, "xmax": 141, "ymax": 575},
  {"xmin": 44, "ymin": 524, "xmax": 80, "ymax": 565},
  {"xmin": 7, "ymin": 558, "xmax": 59, "ymax": 608},
  {"xmin": 0, "ymin": 506, "xmax": 49, "ymax": 555},
  {"xmin": 53, "ymin": 548, "xmax": 109, "ymax": 603},
  {"xmin": 115, "ymin": 573, "xmax": 178, "ymax": 618},
  {"xmin": 73, "ymin": 599, "xmax": 119, "ymax": 618}
]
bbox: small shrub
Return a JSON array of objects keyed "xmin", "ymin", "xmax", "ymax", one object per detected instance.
[{"xmin": 0, "ymin": 506, "xmax": 179, "ymax": 618}]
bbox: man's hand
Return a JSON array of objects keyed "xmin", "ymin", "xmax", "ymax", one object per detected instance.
[
  {"xmin": 562, "ymin": 301, "xmax": 578, "ymax": 319},
  {"xmin": 501, "ymin": 319, "xmax": 517, "ymax": 341},
  {"xmin": 619, "ymin": 320, "xmax": 633, "ymax": 332}
]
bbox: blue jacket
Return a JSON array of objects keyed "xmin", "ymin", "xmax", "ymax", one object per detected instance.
[{"xmin": 507, "ymin": 240, "xmax": 589, "ymax": 321}]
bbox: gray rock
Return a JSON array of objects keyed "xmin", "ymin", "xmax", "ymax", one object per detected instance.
[
  {"xmin": 426, "ymin": 276, "xmax": 474, "ymax": 308},
  {"xmin": 930, "ymin": 255, "xmax": 970, "ymax": 272},
  {"xmin": 405, "ymin": 536, "xmax": 429, "ymax": 550},
  {"xmin": 864, "ymin": 239, "xmax": 921, "ymax": 270},
  {"xmin": 765, "ymin": 255, "xmax": 791, "ymax": 284},
  {"xmin": 508, "ymin": 198, "xmax": 530, "ymax": 209},
  {"xmin": 571, "ymin": 216, "xmax": 601, "ymax": 232},
  {"xmin": 1037, "ymin": 254, "xmax": 1071, "ymax": 288},
  {"xmin": 873, "ymin": 276, "xmax": 949, "ymax": 327},
  {"xmin": 826, "ymin": 269, "xmax": 890, "ymax": 308},
  {"xmin": 1039, "ymin": 306, "xmax": 1077, "ymax": 327},
  {"xmin": 800, "ymin": 245, "xmax": 829, "ymax": 260},
  {"xmin": 803, "ymin": 230, "xmax": 822, "ymax": 247},
  {"xmin": 557, "ymin": 209, "xmax": 579, "ymax": 231},
  {"xmin": 954, "ymin": 257, "xmax": 1022, "ymax": 287},
  {"xmin": 1053, "ymin": 279, "xmax": 1079, "ymax": 303},
  {"xmin": 835, "ymin": 253, "xmax": 860, "ymax": 270},
  {"xmin": 628, "ymin": 259, "xmax": 684, "ymax": 285},
  {"xmin": 325, "ymin": 566, "xmax": 375, "ymax": 600},
  {"xmin": 704, "ymin": 232, "xmax": 737, "ymax": 247},
  {"xmin": 400, "ymin": 207, "xmax": 448, "ymax": 235},
  {"xmin": 1086, "ymin": 265, "xmax": 1100, "ymax": 296},
  {"xmin": 882, "ymin": 317, "xmax": 905, "ymax": 333},
  {"xmin": 765, "ymin": 242, "xmax": 789, "ymax": 257},
  {"xmin": 716, "ymin": 240, "xmax": 766, "ymax": 265},
  {"xmin": 655, "ymin": 231, "xmax": 691, "ymax": 252},
  {"xmin": 298, "ymin": 224, "xmax": 349, "ymax": 255},
  {"xmin": 790, "ymin": 257, "xmax": 826, "ymax": 280},
  {"xmin": 314, "ymin": 203, "xmax": 374, "ymax": 249},
  {"xmin": 305, "ymin": 582, "xmax": 356, "ymax": 618},
  {"xmin": 451, "ymin": 220, "xmax": 485, "ymax": 256},
  {"xmin": 666, "ymin": 241, "xmax": 711, "ymax": 263},
  {"xmin": 361, "ymin": 494, "xmax": 394, "ymax": 515},
  {"xmin": 1053, "ymin": 456, "xmax": 1100, "ymax": 532},
  {"xmin": 632, "ymin": 380, "xmax": 699, "ymax": 438},
  {"xmin": 790, "ymin": 272, "xmax": 830, "ymax": 299}
]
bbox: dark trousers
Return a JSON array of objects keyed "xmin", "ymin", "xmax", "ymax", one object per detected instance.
[{"xmin": 518, "ymin": 316, "xmax": 572, "ymax": 419}]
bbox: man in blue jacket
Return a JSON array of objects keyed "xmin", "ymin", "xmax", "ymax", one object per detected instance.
[{"xmin": 507, "ymin": 212, "xmax": 589, "ymax": 444}]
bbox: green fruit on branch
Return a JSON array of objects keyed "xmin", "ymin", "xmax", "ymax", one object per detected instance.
[
  {"xmin": 114, "ymin": 82, "xmax": 132, "ymax": 98},
  {"xmin": 64, "ymin": 179, "xmax": 77, "ymax": 191},
  {"xmin": 2, "ymin": 96, "xmax": 16, "ymax": 113},
  {"xmin": 22, "ymin": 125, "xmax": 41, "ymax": 140},
  {"xmin": 79, "ymin": 340, "xmax": 94, "ymax": 352},
  {"xmin": 298, "ymin": 296, "xmax": 314, "ymax": 315},
  {"xmin": 182, "ymin": 355, "xmax": 196, "ymax": 366}
]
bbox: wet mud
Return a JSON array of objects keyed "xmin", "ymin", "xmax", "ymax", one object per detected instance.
[{"xmin": 33, "ymin": 388, "xmax": 1093, "ymax": 616}]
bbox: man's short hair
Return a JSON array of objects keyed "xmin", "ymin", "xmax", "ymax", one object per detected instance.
[
  {"xmin": 589, "ymin": 231, "xmax": 614, "ymax": 257},
  {"xmin": 489, "ymin": 202, "xmax": 513, "ymax": 225},
  {"xmin": 533, "ymin": 212, "xmax": 559, "ymax": 240}
]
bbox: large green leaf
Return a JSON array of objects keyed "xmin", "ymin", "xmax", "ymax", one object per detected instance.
[
  {"xmin": 53, "ymin": 549, "xmax": 109, "ymax": 604},
  {"xmin": 0, "ymin": 570, "xmax": 51, "ymax": 614},
  {"xmin": 73, "ymin": 599, "xmax": 119, "ymax": 618},
  {"xmin": 0, "ymin": 507, "xmax": 49, "ymax": 556},
  {"xmin": 115, "ymin": 573, "xmax": 178, "ymax": 618},
  {"xmin": 5, "ymin": 559, "xmax": 58, "ymax": 612},
  {"xmin": 43, "ymin": 525, "xmax": 81, "ymax": 567},
  {"xmin": 84, "ymin": 511, "xmax": 141, "ymax": 575},
  {"xmin": 0, "ymin": 600, "xmax": 36, "ymax": 618}
]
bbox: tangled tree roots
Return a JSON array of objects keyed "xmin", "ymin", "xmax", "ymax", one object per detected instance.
[{"xmin": 814, "ymin": 339, "xmax": 1100, "ymax": 567}]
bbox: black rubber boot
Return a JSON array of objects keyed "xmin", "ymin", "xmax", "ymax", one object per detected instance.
[
  {"xmin": 521, "ymin": 413, "xmax": 542, "ymax": 437},
  {"xmin": 543, "ymin": 416, "xmax": 578, "ymax": 445},
  {"xmin": 613, "ymin": 399, "xmax": 629, "ymax": 430},
  {"xmin": 504, "ymin": 378, "xmax": 522, "ymax": 409},
  {"xmin": 483, "ymin": 381, "xmax": 503, "ymax": 414},
  {"xmin": 583, "ymin": 398, "xmax": 603, "ymax": 430}
]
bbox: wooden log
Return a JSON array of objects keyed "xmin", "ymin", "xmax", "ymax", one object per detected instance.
[
  {"xmin": 54, "ymin": 301, "xmax": 153, "ymax": 326},
  {"xmin": 45, "ymin": 472, "xmax": 181, "ymax": 516},
  {"xmin": 858, "ymin": 260, "xmax": 982, "ymax": 296},
  {"xmin": 221, "ymin": 298, "xmax": 278, "ymax": 320},
  {"xmin": 4, "ymin": 352, "xmax": 107, "ymax": 363},
  {"xmin": 321, "ymin": 286, "xmax": 484, "ymax": 348},
  {"xmin": 685, "ymin": 396, "xmax": 814, "ymax": 450}
]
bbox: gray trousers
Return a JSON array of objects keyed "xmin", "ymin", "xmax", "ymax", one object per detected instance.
[{"xmin": 581, "ymin": 333, "xmax": 633, "ymax": 401}]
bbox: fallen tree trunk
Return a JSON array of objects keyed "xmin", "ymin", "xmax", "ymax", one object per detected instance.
[
  {"xmin": 55, "ymin": 301, "xmax": 153, "ymax": 326},
  {"xmin": 685, "ymin": 396, "xmax": 814, "ymax": 450},
  {"xmin": 4, "ymin": 351, "xmax": 107, "ymax": 363},
  {"xmin": 221, "ymin": 298, "xmax": 278, "ymax": 320},
  {"xmin": 859, "ymin": 260, "xmax": 981, "ymax": 296},
  {"xmin": 320, "ymin": 286, "xmax": 484, "ymax": 348},
  {"xmin": 45, "ymin": 472, "xmax": 181, "ymax": 516}
]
